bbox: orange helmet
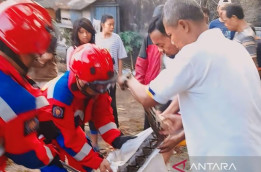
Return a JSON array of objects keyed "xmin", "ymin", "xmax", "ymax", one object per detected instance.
[
  {"xmin": 70, "ymin": 43, "xmax": 117, "ymax": 93},
  {"xmin": 0, "ymin": 0, "xmax": 53, "ymax": 54}
]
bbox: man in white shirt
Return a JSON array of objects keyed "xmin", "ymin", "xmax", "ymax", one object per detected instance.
[{"xmin": 120, "ymin": 0, "xmax": 261, "ymax": 170}]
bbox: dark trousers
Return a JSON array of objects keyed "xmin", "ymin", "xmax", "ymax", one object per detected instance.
[{"xmin": 109, "ymin": 85, "xmax": 119, "ymax": 127}]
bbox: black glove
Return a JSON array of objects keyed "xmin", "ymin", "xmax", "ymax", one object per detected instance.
[
  {"xmin": 38, "ymin": 121, "xmax": 60, "ymax": 144},
  {"xmin": 112, "ymin": 135, "xmax": 137, "ymax": 149},
  {"xmin": 49, "ymin": 155, "xmax": 64, "ymax": 169}
]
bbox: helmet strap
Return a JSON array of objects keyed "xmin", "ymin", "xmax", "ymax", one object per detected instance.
[
  {"xmin": 0, "ymin": 41, "xmax": 28, "ymax": 75},
  {"xmin": 80, "ymin": 84, "xmax": 92, "ymax": 97},
  {"xmin": 75, "ymin": 76, "xmax": 92, "ymax": 97},
  {"xmin": 70, "ymin": 82, "xmax": 79, "ymax": 91},
  {"xmin": 11, "ymin": 53, "xmax": 29, "ymax": 74}
]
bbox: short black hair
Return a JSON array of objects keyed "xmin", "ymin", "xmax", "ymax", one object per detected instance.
[
  {"xmin": 224, "ymin": 4, "xmax": 244, "ymax": 19},
  {"xmin": 148, "ymin": 15, "xmax": 167, "ymax": 36}
]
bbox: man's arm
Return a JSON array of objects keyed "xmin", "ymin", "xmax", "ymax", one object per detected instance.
[
  {"xmin": 159, "ymin": 130, "xmax": 185, "ymax": 153},
  {"xmin": 161, "ymin": 96, "xmax": 179, "ymax": 115},
  {"xmin": 118, "ymin": 58, "xmax": 123, "ymax": 76},
  {"xmin": 125, "ymin": 75, "xmax": 158, "ymax": 108},
  {"xmin": 159, "ymin": 113, "xmax": 185, "ymax": 153}
]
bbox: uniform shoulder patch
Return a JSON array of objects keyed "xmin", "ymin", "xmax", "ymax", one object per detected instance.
[{"xmin": 52, "ymin": 105, "xmax": 65, "ymax": 119}]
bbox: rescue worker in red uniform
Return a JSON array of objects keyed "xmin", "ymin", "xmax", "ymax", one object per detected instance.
[
  {"xmin": 0, "ymin": 0, "xmax": 63, "ymax": 171},
  {"xmin": 39, "ymin": 43, "xmax": 135, "ymax": 172}
]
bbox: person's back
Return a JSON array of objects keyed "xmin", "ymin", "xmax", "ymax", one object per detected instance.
[{"xmin": 171, "ymin": 29, "xmax": 261, "ymax": 156}]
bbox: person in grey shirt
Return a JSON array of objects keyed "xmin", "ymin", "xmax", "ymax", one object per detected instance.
[{"xmin": 222, "ymin": 3, "xmax": 258, "ymax": 67}]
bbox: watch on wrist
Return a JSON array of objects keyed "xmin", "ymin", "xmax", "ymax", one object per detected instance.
[{"xmin": 123, "ymin": 71, "xmax": 132, "ymax": 88}]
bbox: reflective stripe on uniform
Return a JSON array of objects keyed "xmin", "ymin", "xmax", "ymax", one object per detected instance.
[
  {"xmin": 47, "ymin": 74, "xmax": 63, "ymax": 99},
  {"xmin": 44, "ymin": 145, "xmax": 54, "ymax": 164},
  {"xmin": 74, "ymin": 110, "xmax": 84, "ymax": 121},
  {"xmin": 0, "ymin": 146, "xmax": 4, "ymax": 156},
  {"xmin": 99, "ymin": 122, "xmax": 117, "ymax": 135},
  {"xmin": 38, "ymin": 134, "xmax": 44, "ymax": 140},
  {"xmin": 36, "ymin": 96, "xmax": 49, "ymax": 109},
  {"xmin": 0, "ymin": 97, "xmax": 16, "ymax": 122},
  {"xmin": 74, "ymin": 143, "xmax": 92, "ymax": 161},
  {"xmin": 47, "ymin": 81, "xmax": 55, "ymax": 99}
]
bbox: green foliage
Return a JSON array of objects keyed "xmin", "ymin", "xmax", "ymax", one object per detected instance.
[
  {"xmin": 119, "ymin": 31, "xmax": 142, "ymax": 55},
  {"xmin": 60, "ymin": 28, "xmax": 72, "ymax": 46},
  {"xmin": 119, "ymin": 31, "xmax": 142, "ymax": 70}
]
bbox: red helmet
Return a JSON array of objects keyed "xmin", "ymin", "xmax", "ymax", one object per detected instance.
[
  {"xmin": 0, "ymin": 0, "xmax": 53, "ymax": 54},
  {"xmin": 70, "ymin": 43, "xmax": 117, "ymax": 93}
]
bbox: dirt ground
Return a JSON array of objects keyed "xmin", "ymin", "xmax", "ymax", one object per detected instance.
[{"xmin": 6, "ymin": 85, "xmax": 189, "ymax": 172}]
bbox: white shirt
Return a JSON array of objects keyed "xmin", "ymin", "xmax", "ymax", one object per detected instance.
[
  {"xmin": 148, "ymin": 29, "xmax": 261, "ymax": 156},
  {"xmin": 66, "ymin": 46, "xmax": 74, "ymax": 70},
  {"xmin": 162, "ymin": 54, "xmax": 174, "ymax": 69},
  {"xmin": 95, "ymin": 32, "xmax": 127, "ymax": 72}
]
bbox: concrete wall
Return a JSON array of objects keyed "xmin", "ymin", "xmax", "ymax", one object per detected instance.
[
  {"xmin": 240, "ymin": 0, "xmax": 261, "ymax": 26},
  {"xmin": 60, "ymin": 9, "xmax": 72, "ymax": 25},
  {"xmin": 117, "ymin": 0, "xmax": 261, "ymax": 35},
  {"xmin": 117, "ymin": 0, "xmax": 167, "ymax": 34},
  {"xmin": 82, "ymin": 6, "xmax": 92, "ymax": 20}
]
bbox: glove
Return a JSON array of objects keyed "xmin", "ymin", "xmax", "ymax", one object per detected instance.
[
  {"xmin": 112, "ymin": 135, "xmax": 137, "ymax": 149},
  {"xmin": 49, "ymin": 155, "xmax": 64, "ymax": 169},
  {"xmin": 38, "ymin": 121, "xmax": 59, "ymax": 144}
]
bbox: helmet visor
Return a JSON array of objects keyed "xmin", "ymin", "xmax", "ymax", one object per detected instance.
[{"xmin": 82, "ymin": 70, "xmax": 118, "ymax": 94}]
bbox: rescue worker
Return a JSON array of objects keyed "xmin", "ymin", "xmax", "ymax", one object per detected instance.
[
  {"xmin": 0, "ymin": 0, "xmax": 62, "ymax": 171},
  {"xmin": 39, "ymin": 43, "xmax": 135, "ymax": 172}
]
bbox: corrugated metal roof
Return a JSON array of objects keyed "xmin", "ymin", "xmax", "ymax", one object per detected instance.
[
  {"xmin": 55, "ymin": 0, "xmax": 96, "ymax": 10},
  {"xmin": 34, "ymin": 0, "xmax": 56, "ymax": 9}
]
